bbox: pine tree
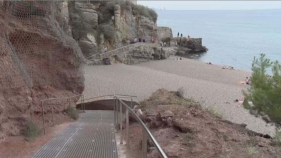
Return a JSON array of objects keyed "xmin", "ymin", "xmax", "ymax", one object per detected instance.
[{"xmin": 243, "ymin": 54, "xmax": 281, "ymax": 127}]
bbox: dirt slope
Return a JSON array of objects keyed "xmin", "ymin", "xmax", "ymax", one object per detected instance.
[{"xmin": 128, "ymin": 89, "xmax": 281, "ymax": 158}]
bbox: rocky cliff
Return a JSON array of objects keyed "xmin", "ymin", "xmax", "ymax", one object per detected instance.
[
  {"xmin": 68, "ymin": 1, "xmax": 157, "ymax": 62},
  {"xmin": 0, "ymin": 1, "xmax": 84, "ymax": 139},
  {"xmin": 0, "ymin": 0, "xmax": 159, "ymax": 139},
  {"xmin": 175, "ymin": 37, "xmax": 208, "ymax": 54}
]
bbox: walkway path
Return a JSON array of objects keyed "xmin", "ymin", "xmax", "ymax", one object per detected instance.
[
  {"xmin": 86, "ymin": 42, "xmax": 157, "ymax": 64},
  {"xmin": 33, "ymin": 110, "xmax": 118, "ymax": 158}
]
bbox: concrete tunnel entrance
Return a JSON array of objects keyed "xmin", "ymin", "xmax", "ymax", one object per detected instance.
[{"xmin": 76, "ymin": 99, "xmax": 138, "ymax": 111}]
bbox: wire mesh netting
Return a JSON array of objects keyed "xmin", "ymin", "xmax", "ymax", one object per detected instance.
[{"xmin": 0, "ymin": 0, "xmax": 85, "ymax": 90}]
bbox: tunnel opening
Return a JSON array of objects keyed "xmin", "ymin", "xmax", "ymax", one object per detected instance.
[{"xmin": 76, "ymin": 99, "xmax": 138, "ymax": 111}]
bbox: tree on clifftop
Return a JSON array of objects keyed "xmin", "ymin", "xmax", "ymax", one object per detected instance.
[{"xmin": 243, "ymin": 54, "xmax": 281, "ymax": 127}]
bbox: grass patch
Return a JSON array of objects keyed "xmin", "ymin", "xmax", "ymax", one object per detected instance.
[
  {"xmin": 222, "ymin": 133, "xmax": 229, "ymax": 141},
  {"xmin": 274, "ymin": 131, "xmax": 281, "ymax": 147},
  {"xmin": 207, "ymin": 106, "xmax": 223, "ymax": 118},
  {"xmin": 66, "ymin": 107, "xmax": 79, "ymax": 120},
  {"xmin": 24, "ymin": 120, "xmax": 41, "ymax": 141},
  {"xmin": 247, "ymin": 145, "xmax": 258, "ymax": 158}
]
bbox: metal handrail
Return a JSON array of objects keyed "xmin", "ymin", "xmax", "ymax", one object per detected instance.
[
  {"xmin": 116, "ymin": 97, "xmax": 168, "ymax": 158},
  {"xmin": 38, "ymin": 94, "xmax": 166, "ymax": 157},
  {"xmin": 83, "ymin": 94, "xmax": 138, "ymax": 103},
  {"xmin": 40, "ymin": 94, "xmax": 83, "ymax": 102},
  {"xmin": 39, "ymin": 94, "xmax": 84, "ymax": 134}
]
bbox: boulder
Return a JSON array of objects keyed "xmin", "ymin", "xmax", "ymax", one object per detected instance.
[
  {"xmin": 157, "ymin": 27, "xmax": 173, "ymax": 41},
  {"xmin": 173, "ymin": 118, "xmax": 194, "ymax": 133}
]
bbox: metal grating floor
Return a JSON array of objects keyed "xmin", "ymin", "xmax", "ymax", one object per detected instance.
[{"xmin": 33, "ymin": 110, "xmax": 118, "ymax": 158}]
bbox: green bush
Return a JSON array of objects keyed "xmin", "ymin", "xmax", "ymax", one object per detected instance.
[
  {"xmin": 243, "ymin": 54, "xmax": 281, "ymax": 126},
  {"xmin": 97, "ymin": 24, "xmax": 115, "ymax": 41},
  {"xmin": 176, "ymin": 87, "xmax": 185, "ymax": 98},
  {"xmin": 24, "ymin": 120, "xmax": 41, "ymax": 141},
  {"xmin": 66, "ymin": 107, "xmax": 79, "ymax": 120},
  {"xmin": 119, "ymin": 1, "xmax": 131, "ymax": 10}
]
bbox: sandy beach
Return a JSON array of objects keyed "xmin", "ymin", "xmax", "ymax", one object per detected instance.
[{"xmin": 83, "ymin": 57, "xmax": 275, "ymax": 136}]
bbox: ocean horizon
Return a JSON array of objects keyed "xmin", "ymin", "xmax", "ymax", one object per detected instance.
[{"xmin": 156, "ymin": 9, "xmax": 281, "ymax": 71}]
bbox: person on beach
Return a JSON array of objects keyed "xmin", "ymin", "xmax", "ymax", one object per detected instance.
[
  {"xmin": 181, "ymin": 33, "xmax": 183, "ymax": 37},
  {"xmin": 177, "ymin": 32, "xmax": 179, "ymax": 37},
  {"xmin": 245, "ymin": 77, "xmax": 250, "ymax": 85},
  {"xmin": 126, "ymin": 39, "xmax": 130, "ymax": 45},
  {"xmin": 207, "ymin": 62, "xmax": 212, "ymax": 65}
]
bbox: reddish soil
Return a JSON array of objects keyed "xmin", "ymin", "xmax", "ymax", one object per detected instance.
[
  {"xmin": 0, "ymin": 121, "xmax": 73, "ymax": 158},
  {"xmin": 128, "ymin": 89, "xmax": 281, "ymax": 158}
]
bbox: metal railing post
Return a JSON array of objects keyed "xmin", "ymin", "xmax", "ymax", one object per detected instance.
[
  {"xmin": 80, "ymin": 95, "xmax": 82, "ymax": 110},
  {"xmin": 114, "ymin": 96, "xmax": 116, "ymax": 127},
  {"xmin": 68, "ymin": 99, "xmax": 70, "ymax": 109},
  {"xmin": 142, "ymin": 128, "xmax": 147, "ymax": 158},
  {"xmin": 83, "ymin": 95, "xmax": 85, "ymax": 111},
  {"xmin": 41, "ymin": 101, "xmax": 46, "ymax": 135},
  {"xmin": 126, "ymin": 107, "xmax": 129, "ymax": 148},
  {"xmin": 52, "ymin": 105, "xmax": 54, "ymax": 126},
  {"xmin": 120, "ymin": 100, "xmax": 123, "ymax": 144},
  {"xmin": 116, "ymin": 98, "xmax": 120, "ymax": 130}
]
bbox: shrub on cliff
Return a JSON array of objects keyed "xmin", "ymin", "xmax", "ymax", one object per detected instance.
[
  {"xmin": 243, "ymin": 54, "xmax": 281, "ymax": 127},
  {"xmin": 24, "ymin": 120, "xmax": 41, "ymax": 141},
  {"xmin": 97, "ymin": 24, "xmax": 115, "ymax": 41},
  {"xmin": 66, "ymin": 107, "xmax": 79, "ymax": 120},
  {"xmin": 133, "ymin": 4, "xmax": 158, "ymax": 23}
]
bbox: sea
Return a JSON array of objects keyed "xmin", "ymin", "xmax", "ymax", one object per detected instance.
[{"xmin": 156, "ymin": 9, "xmax": 281, "ymax": 71}]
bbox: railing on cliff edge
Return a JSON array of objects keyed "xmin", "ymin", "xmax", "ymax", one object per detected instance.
[
  {"xmin": 87, "ymin": 42, "xmax": 157, "ymax": 61},
  {"xmin": 39, "ymin": 94, "xmax": 168, "ymax": 158}
]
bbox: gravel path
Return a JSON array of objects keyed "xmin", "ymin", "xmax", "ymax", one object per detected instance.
[{"xmin": 83, "ymin": 57, "xmax": 275, "ymax": 136}]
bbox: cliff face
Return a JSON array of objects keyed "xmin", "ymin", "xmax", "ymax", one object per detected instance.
[
  {"xmin": 0, "ymin": 0, "xmax": 158, "ymax": 139},
  {"xmin": 0, "ymin": 1, "xmax": 84, "ymax": 139},
  {"xmin": 68, "ymin": 1, "xmax": 157, "ymax": 60}
]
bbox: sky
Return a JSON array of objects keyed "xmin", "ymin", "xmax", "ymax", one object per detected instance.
[{"xmin": 137, "ymin": 1, "xmax": 281, "ymax": 10}]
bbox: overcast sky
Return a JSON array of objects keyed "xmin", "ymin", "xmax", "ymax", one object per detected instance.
[{"xmin": 137, "ymin": 1, "xmax": 281, "ymax": 10}]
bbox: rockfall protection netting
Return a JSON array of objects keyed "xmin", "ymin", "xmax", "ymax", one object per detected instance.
[{"xmin": 0, "ymin": 0, "xmax": 85, "ymax": 90}]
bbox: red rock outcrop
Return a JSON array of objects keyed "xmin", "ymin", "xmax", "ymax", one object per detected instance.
[{"xmin": 0, "ymin": 1, "xmax": 84, "ymax": 139}]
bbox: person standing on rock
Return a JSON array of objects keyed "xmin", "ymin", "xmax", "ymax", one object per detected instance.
[
  {"xmin": 177, "ymin": 32, "xmax": 179, "ymax": 37},
  {"xmin": 181, "ymin": 33, "xmax": 183, "ymax": 37}
]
